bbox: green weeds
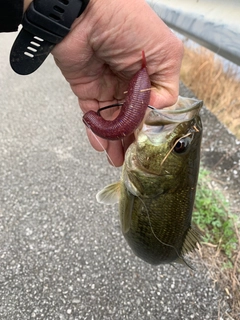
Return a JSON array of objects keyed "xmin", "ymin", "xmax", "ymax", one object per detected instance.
[
  {"xmin": 193, "ymin": 167, "xmax": 240, "ymax": 317},
  {"xmin": 193, "ymin": 168, "xmax": 239, "ymax": 262}
]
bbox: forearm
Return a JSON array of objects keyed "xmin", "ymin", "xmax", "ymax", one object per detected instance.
[{"xmin": 0, "ymin": 0, "xmax": 32, "ymax": 32}]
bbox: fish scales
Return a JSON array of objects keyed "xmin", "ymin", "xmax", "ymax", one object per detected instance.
[{"xmin": 120, "ymin": 171, "xmax": 199, "ymax": 264}]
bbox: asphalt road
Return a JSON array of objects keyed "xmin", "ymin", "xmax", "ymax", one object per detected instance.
[{"xmin": 0, "ymin": 33, "xmax": 234, "ymax": 320}]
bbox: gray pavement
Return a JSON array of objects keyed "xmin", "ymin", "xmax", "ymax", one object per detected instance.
[{"xmin": 0, "ymin": 33, "xmax": 234, "ymax": 320}]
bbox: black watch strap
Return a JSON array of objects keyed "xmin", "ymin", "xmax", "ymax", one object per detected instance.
[{"xmin": 10, "ymin": 0, "xmax": 89, "ymax": 75}]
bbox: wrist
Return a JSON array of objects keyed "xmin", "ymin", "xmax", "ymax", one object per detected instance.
[
  {"xmin": 24, "ymin": 0, "xmax": 33, "ymax": 13},
  {"xmin": 11, "ymin": 0, "xmax": 90, "ymax": 75}
]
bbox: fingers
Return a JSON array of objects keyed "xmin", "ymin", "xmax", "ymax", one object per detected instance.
[
  {"xmin": 86, "ymin": 128, "xmax": 134, "ymax": 167},
  {"xmin": 86, "ymin": 128, "xmax": 108, "ymax": 151},
  {"xmin": 52, "ymin": 0, "xmax": 184, "ymax": 167},
  {"xmin": 147, "ymin": 34, "xmax": 184, "ymax": 109},
  {"xmin": 106, "ymin": 140, "xmax": 124, "ymax": 167},
  {"xmin": 86, "ymin": 128, "xmax": 124, "ymax": 167},
  {"xmin": 149, "ymin": 79, "xmax": 180, "ymax": 109}
]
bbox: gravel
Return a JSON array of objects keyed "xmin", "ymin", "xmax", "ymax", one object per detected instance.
[
  {"xmin": 180, "ymin": 82, "xmax": 240, "ymax": 210},
  {"xmin": 0, "ymin": 33, "xmax": 238, "ymax": 320}
]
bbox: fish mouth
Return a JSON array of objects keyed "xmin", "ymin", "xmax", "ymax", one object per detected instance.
[
  {"xmin": 145, "ymin": 96, "xmax": 203, "ymax": 126},
  {"xmin": 137, "ymin": 96, "xmax": 202, "ymax": 144},
  {"xmin": 133, "ymin": 96, "xmax": 203, "ymax": 175}
]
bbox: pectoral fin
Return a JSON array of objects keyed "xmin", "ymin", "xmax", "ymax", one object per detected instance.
[{"xmin": 96, "ymin": 182, "xmax": 121, "ymax": 205}]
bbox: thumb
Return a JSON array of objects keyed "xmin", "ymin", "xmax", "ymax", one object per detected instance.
[{"xmin": 149, "ymin": 75, "xmax": 180, "ymax": 109}]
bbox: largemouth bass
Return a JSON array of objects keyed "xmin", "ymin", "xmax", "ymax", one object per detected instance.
[{"xmin": 97, "ymin": 96, "xmax": 203, "ymax": 266}]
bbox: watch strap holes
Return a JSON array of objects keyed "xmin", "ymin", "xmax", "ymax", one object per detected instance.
[
  {"xmin": 33, "ymin": 36, "xmax": 44, "ymax": 42},
  {"xmin": 30, "ymin": 41, "xmax": 40, "ymax": 47},
  {"xmin": 23, "ymin": 36, "xmax": 45, "ymax": 58},
  {"xmin": 53, "ymin": 6, "xmax": 65, "ymax": 14},
  {"xmin": 49, "ymin": 13, "xmax": 61, "ymax": 21},
  {"xmin": 27, "ymin": 46, "xmax": 37, "ymax": 53},
  {"xmin": 24, "ymin": 52, "xmax": 34, "ymax": 58}
]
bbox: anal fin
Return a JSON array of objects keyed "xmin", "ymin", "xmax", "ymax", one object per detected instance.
[{"xmin": 181, "ymin": 226, "xmax": 202, "ymax": 256}]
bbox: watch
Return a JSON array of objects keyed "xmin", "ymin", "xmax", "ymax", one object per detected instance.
[{"xmin": 10, "ymin": 0, "xmax": 89, "ymax": 75}]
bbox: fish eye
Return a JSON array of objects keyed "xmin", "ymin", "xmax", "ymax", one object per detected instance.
[{"xmin": 173, "ymin": 137, "xmax": 190, "ymax": 153}]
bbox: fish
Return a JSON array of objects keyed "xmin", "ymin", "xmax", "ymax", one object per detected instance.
[{"xmin": 97, "ymin": 96, "xmax": 203, "ymax": 266}]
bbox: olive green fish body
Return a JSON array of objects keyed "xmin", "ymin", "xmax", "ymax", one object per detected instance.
[
  {"xmin": 120, "ymin": 186, "xmax": 195, "ymax": 264},
  {"xmin": 97, "ymin": 97, "xmax": 203, "ymax": 266}
]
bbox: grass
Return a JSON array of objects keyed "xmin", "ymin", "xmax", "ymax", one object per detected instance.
[
  {"xmin": 180, "ymin": 42, "xmax": 240, "ymax": 317},
  {"xmin": 193, "ymin": 167, "xmax": 240, "ymax": 318},
  {"xmin": 180, "ymin": 41, "xmax": 240, "ymax": 139},
  {"xmin": 194, "ymin": 168, "xmax": 238, "ymax": 261}
]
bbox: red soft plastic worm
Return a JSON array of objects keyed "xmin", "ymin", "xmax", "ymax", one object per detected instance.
[{"xmin": 82, "ymin": 51, "xmax": 151, "ymax": 140}]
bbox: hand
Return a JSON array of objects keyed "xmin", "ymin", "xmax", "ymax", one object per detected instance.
[
  {"xmin": 24, "ymin": 0, "xmax": 33, "ymax": 12},
  {"xmin": 52, "ymin": 0, "xmax": 183, "ymax": 166}
]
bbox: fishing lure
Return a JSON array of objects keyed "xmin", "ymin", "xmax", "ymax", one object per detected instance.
[{"xmin": 82, "ymin": 51, "xmax": 151, "ymax": 140}]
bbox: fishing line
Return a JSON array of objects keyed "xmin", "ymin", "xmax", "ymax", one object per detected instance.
[
  {"xmin": 160, "ymin": 132, "xmax": 192, "ymax": 166},
  {"xmin": 148, "ymin": 102, "xmax": 201, "ymax": 114},
  {"xmin": 97, "ymin": 103, "xmax": 123, "ymax": 115},
  {"xmin": 140, "ymin": 195, "xmax": 195, "ymax": 269},
  {"xmin": 90, "ymin": 131, "xmax": 116, "ymax": 167},
  {"xmin": 137, "ymin": 196, "xmax": 184, "ymax": 260},
  {"xmin": 98, "ymin": 103, "xmax": 154, "ymax": 114},
  {"xmin": 160, "ymin": 125, "xmax": 199, "ymax": 167}
]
